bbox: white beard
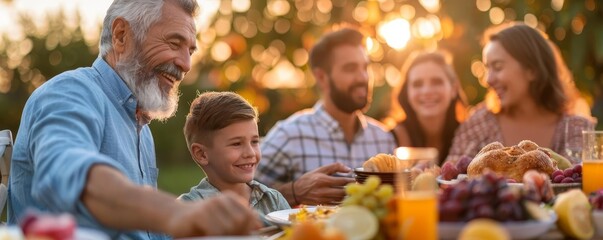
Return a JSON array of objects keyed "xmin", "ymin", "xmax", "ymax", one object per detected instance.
[{"xmin": 115, "ymin": 53, "xmax": 180, "ymax": 122}]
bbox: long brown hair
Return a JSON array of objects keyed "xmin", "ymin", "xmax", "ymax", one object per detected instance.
[
  {"xmin": 483, "ymin": 23, "xmax": 567, "ymax": 114},
  {"xmin": 389, "ymin": 50, "xmax": 468, "ymax": 164}
]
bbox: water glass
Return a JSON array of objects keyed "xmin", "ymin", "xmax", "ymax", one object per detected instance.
[
  {"xmin": 395, "ymin": 147, "xmax": 438, "ymax": 240},
  {"xmin": 582, "ymin": 130, "xmax": 603, "ymax": 195},
  {"xmin": 565, "ymin": 119, "xmax": 586, "ymax": 164}
]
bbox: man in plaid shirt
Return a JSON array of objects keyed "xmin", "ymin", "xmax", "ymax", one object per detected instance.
[{"xmin": 255, "ymin": 28, "xmax": 396, "ymax": 206}]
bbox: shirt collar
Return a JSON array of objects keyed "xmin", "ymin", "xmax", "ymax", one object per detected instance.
[
  {"xmin": 92, "ymin": 57, "xmax": 135, "ymax": 105},
  {"xmin": 313, "ymin": 102, "xmax": 368, "ymax": 134},
  {"xmin": 93, "ymin": 57, "xmax": 151, "ymax": 125}
]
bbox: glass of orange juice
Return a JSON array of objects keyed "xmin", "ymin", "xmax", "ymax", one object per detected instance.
[
  {"xmin": 394, "ymin": 147, "xmax": 439, "ymax": 240},
  {"xmin": 582, "ymin": 130, "xmax": 603, "ymax": 195}
]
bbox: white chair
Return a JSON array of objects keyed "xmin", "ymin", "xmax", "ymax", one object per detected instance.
[{"xmin": 0, "ymin": 130, "xmax": 13, "ymax": 217}]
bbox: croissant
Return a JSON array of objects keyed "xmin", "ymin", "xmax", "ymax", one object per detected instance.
[
  {"xmin": 467, "ymin": 140, "xmax": 557, "ymax": 182},
  {"xmin": 363, "ymin": 153, "xmax": 399, "ymax": 172}
]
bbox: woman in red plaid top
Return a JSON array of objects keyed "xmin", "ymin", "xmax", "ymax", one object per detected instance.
[{"xmin": 446, "ymin": 23, "xmax": 594, "ymax": 163}]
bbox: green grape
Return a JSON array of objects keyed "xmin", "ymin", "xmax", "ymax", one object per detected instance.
[
  {"xmin": 345, "ymin": 182, "xmax": 362, "ymax": 195},
  {"xmin": 342, "ymin": 195, "xmax": 361, "ymax": 206},
  {"xmin": 361, "ymin": 195, "xmax": 378, "ymax": 210},
  {"xmin": 364, "ymin": 176, "xmax": 381, "ymax": 191},
  {"xmin": 375, "ymin": 184, "xmax": 394, "ymax": 203}
]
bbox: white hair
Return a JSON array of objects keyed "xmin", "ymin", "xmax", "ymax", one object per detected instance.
[{"xmin": 99, "ymin": 0, "xmax": 199, "ymax": 57}]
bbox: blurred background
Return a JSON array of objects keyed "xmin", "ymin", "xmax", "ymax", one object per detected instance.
[{"xmin": 0, "ymin": 0, "xmax": 602, "ymax": 194}]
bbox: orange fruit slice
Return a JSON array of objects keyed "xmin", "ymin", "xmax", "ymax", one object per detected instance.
[{"xmin": 459, "ymin": 218, "xmax": 510, "ymax": 240}]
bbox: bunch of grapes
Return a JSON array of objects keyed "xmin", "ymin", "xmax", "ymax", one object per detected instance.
[
  {"xmin": 589, "ymin": 189, "xmax": 603, "ymax": 210},
  {"xmin": 341, "ymin": 176, "xmax": 394, "ymax": 219},
  {"xmin": 441, "ymin": 155, "xmax": 472, "ymax": 180},
  {"xmin": 551, "ymin": 165, "xmax": 582, "ymax": 183},
  {"xmin": 439, "ymin": 171, "xmax": 531, "ymax": 222}
]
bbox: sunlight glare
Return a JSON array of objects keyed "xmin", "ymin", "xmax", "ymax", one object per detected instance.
[
  {"xmin": 551, "ymin": 0, "xmax": 564, "ymax": 11},
  {"xmin": 353, "ymin": 2, "xmax": 369, "ymax": 22},
  {"xmin": 232, "ymin": 0, "xmax": 251, "ymax": 12},
  {"xmin": 476, "ymin": 0, "xmax": 491, "ymax": 12},
  {"xmin": 211, "ymin": 41, "xmax": 232, "ymax": 62},
  {"xmin": 414, "ymin": 17, "xmax": 435, "ymax": 39},
  {"xmin": 261, "ymin": 60, "xmax": 305, "ymax": 89},
  {"xmin": 267, "ymin": 0, "xmax": 290, "ymax": 17},
  {"xmin": 378, "ymin": 18, "xmax": 411, "ymax": 50},
  {"xmin": 489, "ymin": 7, "xmax": 505, "ymax": 24},
  {"xmin": 224, "ymin": 62, "xmax": 241, "ymax": 82},
  {"xmin": 419, "ymin": 0, "xmax": 440, "ymax": 13},
  {"xmin": 399, "ymin": 5, "xmax": 416, "ymax": 20},
  {"xmin": 524, "ymin": 13, "xmax": 538, "ymax": 28}
]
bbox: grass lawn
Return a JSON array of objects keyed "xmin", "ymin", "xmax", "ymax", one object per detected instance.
[{"xmin": 158, "ymin": 163, "xmax": 205, "ymax": 195}]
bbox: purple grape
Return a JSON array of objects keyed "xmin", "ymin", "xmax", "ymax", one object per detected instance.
[
  {"xmin": 441, "ymin": 161, "xmax": 460, "ymax": 181},
  {"xmin": 573, "ymin": 164, "xmax": 582, "ymax": 174},
  {"xmin": 495, "ymin": 202, "xmax": 515, "ymax": 221},
  {"xmin": 451, "ymin": 186, "xmax": 470, "ymax": 202},
  {"xmin": 474, "ymin": 205, "xmax": 495, "ymax": 219},
  {"xmin": 455, "ymin": 155, "xmax": 472, "ymax": 174},
  {"xmin": 575, "ymin": 177, "xmax": 582, "ymax": 183},
  {"xmin": 572, "ymin": 173, "xmax": 581, "ymax": 179},
  {"xmin": 551, "ymin": 170, "xmax": 564, "ymax": 179},
  {"xmin": 553, "ymin": 175, "xmax": 565, "ymax": 183},
  {"xmin": 468, "ymin": 197, "xmax": 491, "ymax": 210},
  {"xmin": 498, "ymin": 188, "xmax": 518, "ymax": 203},
  {"xmin": 591, "ymin": 195, "xmax": 603, "ymax": 210},
  {"xmin": 563, "ymin": 168, "xmax": 574, "ymax": 177},
  {"xmin": 561, "ymin": 177, "xmax": 575, "ymax": 183}
]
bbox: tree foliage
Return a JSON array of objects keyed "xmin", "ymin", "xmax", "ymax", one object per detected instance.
[{"xmin": 1, "ymin": 0, "xmax": 602, "ymax": 167}]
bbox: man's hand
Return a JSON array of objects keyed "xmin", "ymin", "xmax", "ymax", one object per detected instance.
[
  {"xmin": 167, "ymin": 191, "xmax": 262, "ymax": 237},
  {"xmin": 82, "ymin": 165, "xmax": 261, "ymax": 238},
  {"xmin": 289, "ymin": 163, "xmax": 355, "ymax": 205}
]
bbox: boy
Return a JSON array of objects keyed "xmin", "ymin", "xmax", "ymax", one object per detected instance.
[{"xmin": 179, "ymin": 92, "xmax": 290, "ymax": 223}]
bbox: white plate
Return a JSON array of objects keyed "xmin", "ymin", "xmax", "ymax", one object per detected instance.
[
  {"xmin": 436, "ymin": 174, "xmax": 468, "ymax": 185},
  {"xmin": 438, "ymin": 212, "xmax": 557, "ymax": 240},
  {"xmin": 265, "ymin": 207, "xmax": 319, "ymax": 226}
]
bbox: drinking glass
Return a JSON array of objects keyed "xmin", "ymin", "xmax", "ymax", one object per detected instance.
[
  {"xmin": 395, "ymin": 147, "xmax": 438, "ymax": 240},
  {"xmin": 564, "ymin": 119, "xmax": 585, "ymax": 164},
  {"xmin": 582, "ymin": 130, "xmax": 603, "ymax": 195}
]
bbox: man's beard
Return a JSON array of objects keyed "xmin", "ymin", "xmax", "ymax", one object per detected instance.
[
  {"xmin": 328, "ymin": 76, "xmax": 369, "ymax": 114},
  {"xmin": 115, "ymin": 51, "xmax": 182, "ymax": 122}
]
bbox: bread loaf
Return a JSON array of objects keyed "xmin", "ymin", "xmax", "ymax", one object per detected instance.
[
  {"xmin": 362, "ymin": 154, "xmax": 399, "ymax": 172},
  {"xmin": 467, "ymin": 140, "xmax": 557, "ymax": 182}
]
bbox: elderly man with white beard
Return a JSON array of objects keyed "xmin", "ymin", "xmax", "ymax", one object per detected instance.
[{"xmin": 7, "ymin": 0, "xmax": 261, "ymax": 239}]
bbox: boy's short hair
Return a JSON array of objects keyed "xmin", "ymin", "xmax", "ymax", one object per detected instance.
[{"xmin": 184, "ymin": 92, "xmax": 258, "ymax": 148}]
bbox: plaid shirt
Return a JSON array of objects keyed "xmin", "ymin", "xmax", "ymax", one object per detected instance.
[
  {"xmin": 255, "ymin": 102, "xmax": 396, "ymax": 186},
  {"xmin": 447, "ymin": 107, "xmax": 594, "ymax": 162}
]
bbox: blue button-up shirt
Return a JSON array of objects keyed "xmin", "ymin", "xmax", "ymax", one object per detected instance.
[{"xmin": 9, "ymin": 57, "xmax": 164, "ymax": 239}]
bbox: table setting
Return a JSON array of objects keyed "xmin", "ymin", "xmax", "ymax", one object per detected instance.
[{"xmin": 258, "ymin": 135, "xmax": 603, "ymax": 240}]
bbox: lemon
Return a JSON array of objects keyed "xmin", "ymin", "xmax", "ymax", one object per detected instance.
[
  {"xmin": 458, "ymin": 218, "xmax": 510, "ymax": 240},
  {"xmin": 412, "ymin": 172, "xmax": 438, "ymax": 191},
  {"xmin": 328, "ymin": 206, "xmax": 378, "ymax": 240},
  {"xmin": 553, "ymin": 189, "xmax": 594, "ymax": 239}
]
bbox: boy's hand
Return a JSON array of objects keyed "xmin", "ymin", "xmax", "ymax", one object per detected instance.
[{"xmin": 292, "ymin": 162, "xmax": 355, "ymax": 205}]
